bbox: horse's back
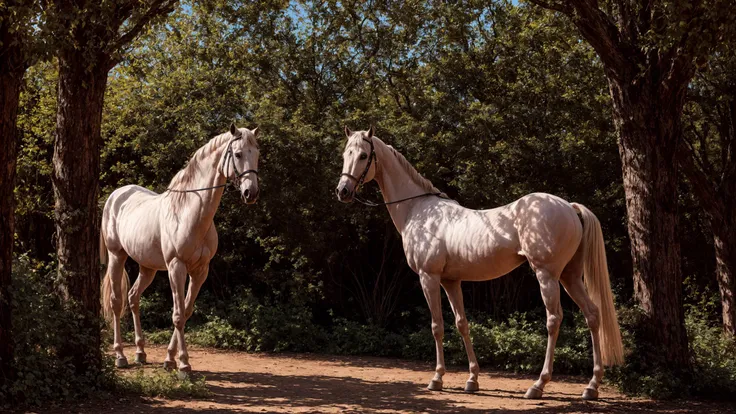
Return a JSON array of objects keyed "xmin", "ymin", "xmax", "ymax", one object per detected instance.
[{"xmin": 413, "ymin": 193, "xmax": 581, "ymax": 281}]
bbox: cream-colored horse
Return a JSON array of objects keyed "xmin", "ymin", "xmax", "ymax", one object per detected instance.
[
  {"xmin": 336, "ymin": 127, "xmax": 623, "ymax": 400},
  {"xmin": 101, "ymin": 124, "xmax": 260, "ymax": 373}
]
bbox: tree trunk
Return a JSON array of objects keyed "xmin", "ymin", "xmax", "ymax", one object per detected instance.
[
  {"xmin": 713, "ymin": 221, "xmax": 736, "ymax": 336},
  {"xmin": 0, "ymin": 48, "xmax": 23, "ymax": 392},
  {"xmin": 609, "ymin": 78, "xmax": 691, "ymax": 367},
  {"xmin": 52, "ymin": 49, "xmax": 109, "ymax": 374}
]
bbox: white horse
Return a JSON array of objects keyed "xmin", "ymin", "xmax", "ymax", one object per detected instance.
[
  {"xmin": 101, "ymin": 124, "xmax": 260, "ymax": 373},
  {"xmin": 336, "ymin": 127, "xmax": 623, "ymax": 400}
]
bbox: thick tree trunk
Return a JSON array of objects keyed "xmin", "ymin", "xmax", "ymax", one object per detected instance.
[
  {"xmin": 52, "ymin": 49, "xmax": 109, "ymax": 374},
  {"xmin": 609, "ymin": 79, "xmax": 690, "ymax": 367},
  {"xmin": 713, "ymin": 221, "xmax": 736, "ymax": 336},
  {"xmin": 0, "ymin": 48, "xmax": 23, "ymax": 391}
]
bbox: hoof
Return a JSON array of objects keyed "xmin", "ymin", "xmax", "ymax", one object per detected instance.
[
  {"xmin": 582, "ymin": 387, "xmax": 599, "ymax": 400},
  {"xmin": 177, "ymin": 369, "xmax": 191, "ymax": 380},
  {"xmin": 134, "ymin": 352, "xmax": 147, "ymax": 364},
  {"xmin": 427, "ymin": 379, "xmax": 443, "ymax": 391},
  {"xmin": 115, "ymin": 357, "xmax": 128, "ymax": 368},
  {"xmin": 163, "ymin": 360, "xmax": 177, "ymax": 371},
  {"xmin": 524, "ymin": 386, "xmax": 544, "ymax": 399},
  {"xmin": 464, "ymin": 380, "xmax": 479, "ymax": 393}
]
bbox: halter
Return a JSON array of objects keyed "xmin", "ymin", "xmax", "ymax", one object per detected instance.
[
  {"xmin": 167, "ymin": 134, "xmax": 258, "ymax": 193},
  {"xmin": 340, "ymin": 136, "xmax": 445, "ymax": 206}
]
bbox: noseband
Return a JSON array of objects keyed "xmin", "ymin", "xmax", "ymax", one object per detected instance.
[
  {"xmin": 341, "ymin": 137, "xmax": 376, "ymax": 193},
  {"xmin": 167, "ymin": 134, "xmax": 258, "ymax": 194}
]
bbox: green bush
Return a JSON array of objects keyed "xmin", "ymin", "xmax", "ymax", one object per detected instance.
[
  {"xmin": 1, "ymin": 255, "xmax": 117, "ymax": 408},
  {"xmin": 608, "ymin": 306, "xmax": 736, "ymax": 400}
]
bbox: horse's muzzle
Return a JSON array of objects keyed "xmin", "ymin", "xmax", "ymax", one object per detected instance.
[
  {"xmin": 336, "ymin": 184, "xmax": 354, "ymax": 203},
  {"xmin": 242, "ymin": 187, "xmax": 259, "ymax": 204}
]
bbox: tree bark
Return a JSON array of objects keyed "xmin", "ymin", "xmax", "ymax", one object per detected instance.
[
  {"xmin": 0, "ymin": 28, "xmax": 24, "ymax": 391},
  {"xmin": 52, "ymin": 49, "xmax": 109, "ymax": 374},
  {"xmin": 609, "ymin": 77, "xmax": 691, "ymax": 366},
  {"xmin": 713, "ymin": 220, "xmax": 736, "ymax": 336}
]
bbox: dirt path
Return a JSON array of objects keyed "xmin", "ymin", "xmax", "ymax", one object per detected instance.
[{"xmin": 35, "ymin": 346, "xmax": 735, "ymax": 413}]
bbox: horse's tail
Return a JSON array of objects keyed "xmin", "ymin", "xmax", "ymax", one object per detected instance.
[
  {"xmin": 100, "ymin": 222, "xmax": 129, "ymax": 324},
  {"xmin": 571, "ymin": 202, "xmax": 624, "ymax": 366}
]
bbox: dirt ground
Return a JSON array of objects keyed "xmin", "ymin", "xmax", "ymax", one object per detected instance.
[{"xmin": 29, "ymin": 345, "xmax": 736, "ymax": 414}]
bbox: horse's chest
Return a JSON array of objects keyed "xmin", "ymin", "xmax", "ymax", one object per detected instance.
[{"xmin": 401, "ymin": 228, "xmax": 446, "ymax": 275}]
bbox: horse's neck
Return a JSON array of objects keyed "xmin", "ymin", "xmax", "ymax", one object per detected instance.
[
  {"xmin": 374, "ymin": 141, "xmax": 429, "ymax": 234},
  {"xmin": 176, "ymin": 145, "xmax": 228, "ymax": 232}
]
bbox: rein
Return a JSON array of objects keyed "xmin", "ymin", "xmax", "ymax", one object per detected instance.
[
  {"xmin": 342, "ymin": 136, "xmax": 446, "ymax": 207},
  {"xmin": 166, "ymin": 134, "xmax": 258, "ymax": 194}
]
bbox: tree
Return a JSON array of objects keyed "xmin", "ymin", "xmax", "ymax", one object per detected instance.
[
  {"xmin": 530, "ymin": 0, "xmax": 736, "ymax": 367},
  {"xmin": 0, "ymin": 0, "xmax": 40, "ymax": 389},
  {"xmin": 44, "ymin": 0, "xmax": 178, "ymax": 374},
  {"xmin": 680, "ymin": 49, "xmax": 736, "ymax": 336}
]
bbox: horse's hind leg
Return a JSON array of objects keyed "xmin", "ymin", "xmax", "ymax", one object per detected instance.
[
  {"xmin": 419, "ymin": 271, "xmax": 445, "ymax": 391},
  {"xmin": 107, "ymin": 252, "xmax": 129, "ymax": 368},
  {"xmin": 525, "ymin": 267, "xmax": 563, "ymax": 399},
  {"xmin": 128, "ymin": 266, "xmax": 156, "ymax": 364},
  {"xmin": 441, "ymin": 279, "xmax": 480, "ymax": 392},
  {"xmin": 561, "ymin": 271, "xmax": 604, "ymax": 400}
]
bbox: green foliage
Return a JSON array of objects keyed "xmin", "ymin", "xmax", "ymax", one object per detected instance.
[
  {"xmin": 117, "ymin": 368, "xmax": 210, "ymax": 399},
  {"xmin": 10, "ymin": 0, "xmax": 736, "ymax": 405},
  {"xmin": 687, "ymin": 309, "xmax": 736, "ymax": 398},
  {"xmin": 609, "ymin": 306, "xmax": 736, "ymax": 400},
  {"xmin": 0, "ymin": 255, "xmax": 117, "ymax": 407}
]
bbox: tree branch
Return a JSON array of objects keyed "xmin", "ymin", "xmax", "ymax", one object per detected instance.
[
  {"xmin": 532, "ymin": 0, "xmax": 632, "ymax": 78},
  {"xmin": 527, "ymin": 0, "xmax": 572, "ymax": 15},
  {"xmin": 677, "ymin": 139, "xmax": 725, "ymax": 224},
  {"xmin": 107, "ymin": 0, "xmax": 179, "ymax": 61}
]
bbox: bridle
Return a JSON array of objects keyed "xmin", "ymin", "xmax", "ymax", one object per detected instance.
[
  {"xmin": 340, "ymin": 136, "xmax": 445, "ymax": 207},
  {"xmin": 340, "ymin": 136, "xmax": 376, "ymax": 194},
  {"xmin": 166, "ymin": 134, "xmax": 258, "ymax": 193}
]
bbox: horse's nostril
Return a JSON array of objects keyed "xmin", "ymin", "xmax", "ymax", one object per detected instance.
[
  {"xmin": 339, "ymin": 187, "xmax": 348, "ymax": 197},
  {"xmin": 244, "ymin": 189, "xmax": 250, "ymax": 199}
]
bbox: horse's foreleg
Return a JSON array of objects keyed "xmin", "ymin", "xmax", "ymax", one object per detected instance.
[
  {"xmin": 184, "ymin": 264, "xmax": 208, "ymax": 321},
  {"xmin": 525, "ymin": 268, "xmax": 562, "ymax": 399},
  {"xmin": 128, "ymin": 266, "xmax": 156, "ymax": 364},
  {"xmin": 161, "ymin": 265, "xmax": 208, "ymax": 370},
  {"xmin": 561, "ymin": 275, "xmax": 603, "ymax": 400},
  {"xmin": 441, "ymin": 279, "xmax": 480, "ymax": 392},
  {"xmin": 165, "ymin": 259, "xmax": 191, "ymax": 373},
  {"xmin": 419, "ymin": 271, "xmax": 445, "ymax": 391}
]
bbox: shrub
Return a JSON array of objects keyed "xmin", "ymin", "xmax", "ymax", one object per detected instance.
[
  {"xmin": 1, "ymin": 255, "xmax": 117, "ymax": 407},
  {"xmin": 608, "ymin": 306, "xmax": 736, "ymax": 400}
]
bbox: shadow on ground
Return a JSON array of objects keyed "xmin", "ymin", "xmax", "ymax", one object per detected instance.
[{"xmin": 30, "ymin": 350, "xmax": 736, "ymax": 414}]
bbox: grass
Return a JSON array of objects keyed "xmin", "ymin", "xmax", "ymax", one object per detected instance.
[{"xmin": 116, "ymin": 366, "xmax": 211, "ymax": 399}]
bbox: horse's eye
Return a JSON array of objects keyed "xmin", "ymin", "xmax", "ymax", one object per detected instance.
[
  {"xmin": 234, "ymin": 152, "xmax": 242, "ymax": 159},
  {"xmin": 359, "ymin": 153, "xmax": 368, "ymax": 160}
]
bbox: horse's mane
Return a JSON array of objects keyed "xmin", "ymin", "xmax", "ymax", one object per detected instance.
[
  {"xmin": 167, "ymin": 129, "xmax": 258, "ymax": 192},
  {"xmin": 167, "ymin": 132, "xmax": 231, "ymax": 192},
  {"xmin": 379, "ymin": 139, "xmax": 450, "ymax": 199}
]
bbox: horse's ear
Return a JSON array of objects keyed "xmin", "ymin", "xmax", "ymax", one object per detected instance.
[
  {"xmin": 367, "ymin": 125, "xmax": 374, "ymax": 138},
  {"xmin": 230, "ymin": 123, "xmax": 241, "ymax": 137},
  {"xmin": 344, "ymin": 125, "xmax": 352, "ymax": 138},
  {"xmin": 252, "ymin": 127, "xmax": 259, "ymax": 138}
]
